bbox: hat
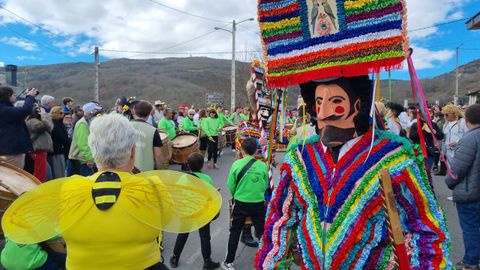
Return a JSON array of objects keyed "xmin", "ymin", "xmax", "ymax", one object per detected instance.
[
  {"xmin": 441, "ymin": 104, "xmax": 463, "ymax": 117},
  {"xmin": 83, "ymin": 102, "xmax": 102, "ymax": 114},
  {"xmin": 154, "ymin": 100, "xmax": 165, "ymax": 106},
  {"xmin": 188, "ymin": 109, "xmax": 196, "ymax": 115}
]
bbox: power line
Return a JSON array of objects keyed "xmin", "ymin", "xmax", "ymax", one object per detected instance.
[
  {"xmin": 409, "ymin": 17, "xmax": 469, "ymax": 32},
  {"xmin": 0, "ymin": 6, "xmax": 59, "ymax": 37},
  {"xmin": 122, "ymin": 23, "xmax": 232, "ymax": 58},
  {"xmin": 147, "ymin": 0, "xmax": 228, "ymax": 23},
  {"xmin": 238, "ymin": 25, "xmax": 260, "ymax": 35},
  {"xmin": 100, "ymin": 49, "xmax": 261, "ymax": 55}
]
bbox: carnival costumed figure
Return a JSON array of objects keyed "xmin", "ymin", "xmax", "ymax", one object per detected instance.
[
  {"xmin": 255, "ymin": 76, "xmax": 452, "ymax": 269},
  {"xmin": 1, "ymin": 114, "xmax": 222, "ymax": 270}
]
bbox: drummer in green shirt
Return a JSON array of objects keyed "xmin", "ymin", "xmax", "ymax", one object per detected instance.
[
  {"xmin": 216, "ymin": 105, "xmax": 232, "ymax": 128},
  {"xmin": 200, "ymin": 109, "xmax": 222, "ymax": 169},
  {"xmin": 239, "ymin": 107, "xmax": 251, "ymax": 121},
  {"xmin": 157, "ymin": 109, "xmax": 176, "ymax": 140},
  {"xmin": 180, "ymin": 109, "xmax": 197, "ymax": 134}
]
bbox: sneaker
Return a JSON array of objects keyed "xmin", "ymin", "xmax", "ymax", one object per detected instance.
[
  {"xmin": 221, "ymin": 262, "xmax": 235, "ymax": 270},
  {"xmin": 207, "ymin": 162, "xmax": 213, "ymax": 169},
  {"xmin": 213, "ymin": 163, "xmax": 220, "ymax": 169},
  {"xmin": 203, "ymin": 258, "xmax": 220, "ymax": 270},
  {"xmin": 169, "ymin": 255, "xmax": 179, "ymax": 268},
  {"xmin": 241, "ymin": 230, "xmax": 259, "ymax": 247}
]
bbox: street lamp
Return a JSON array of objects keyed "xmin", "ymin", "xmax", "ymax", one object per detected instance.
[{"xmin": 215, "ymin": 18, "xmax": 254, "ymax": 111}]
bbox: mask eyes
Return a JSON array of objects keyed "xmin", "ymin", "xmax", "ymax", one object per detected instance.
[{"xmin": 332, "ymin": 98, "xmax": 343, "ymax": 104}]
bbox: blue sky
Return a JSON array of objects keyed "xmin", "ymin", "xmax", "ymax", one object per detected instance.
[{"xmin": 0, "ymin": 0, "xmax": 479, "ymax": 81}]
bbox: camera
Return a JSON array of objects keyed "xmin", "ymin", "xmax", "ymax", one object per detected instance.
[{"xmin": 16, "ymin": 88, "xmax": 40, "ymax": 100}]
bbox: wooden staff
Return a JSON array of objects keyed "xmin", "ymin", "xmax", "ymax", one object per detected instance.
[{"xmin": 380, "ymin": 168, "xmax": 410, "ymax": 270}]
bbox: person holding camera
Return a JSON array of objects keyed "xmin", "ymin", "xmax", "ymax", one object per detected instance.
[{"xmin": 0, "ymin": 86, "xmax": 38, "ymax": 169}]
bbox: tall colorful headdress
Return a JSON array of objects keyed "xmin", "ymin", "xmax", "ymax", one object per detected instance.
[{"xmin": 258, "ymin": 0, "xmax": 409, "ymax": 87}]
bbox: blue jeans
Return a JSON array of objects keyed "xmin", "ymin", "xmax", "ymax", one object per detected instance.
[
  {"xmin": 79, "ymin": 164, "xmax": 97, "ymax": 176},
  {"xmin": 456, "ymin": 202, "xmax": 480, "ymax": 266}
]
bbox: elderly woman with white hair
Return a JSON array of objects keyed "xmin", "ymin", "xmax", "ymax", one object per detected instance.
[
  {"xmin": 3, "ymin": 114, "xmax": 222, "ymax": 270},
  {"xmin": 180, "ymin": 109, "xmax": 198, "ymax": 134}
]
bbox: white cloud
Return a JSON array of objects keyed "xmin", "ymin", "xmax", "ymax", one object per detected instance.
[
  {"xmin": 0, "ymin": 62, "xmax": 4, "ymax": 67},
  {"xmin": 16, "ymin": 55, "xmax": 42, "ymax": 61},
  {"xmin": 406, "ymin": 0, "xmax": 468, "ymax": 39},
  {"xmin": 0, "ymin": 0, "xmax": 469, "ymax": 68},
  {"xmin": 409, "ymin": 45, "xmax": 455, "ymax": 69},
  {"xmin": 1, "ymin": 36, "xmax": 38, "ymax": 51}
]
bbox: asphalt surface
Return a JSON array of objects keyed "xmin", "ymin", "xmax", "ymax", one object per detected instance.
[{"xmin": 161, "ymin": 150, "xmax": 464, "ymax": 269}]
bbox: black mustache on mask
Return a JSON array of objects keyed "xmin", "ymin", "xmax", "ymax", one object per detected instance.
[
  {"xmin": 318, "ymin": 114, "xmax": 343, "ymax": 121},
  {"xmin": 318, "ymin": 126, "xmax": 357, "ymax": 147}
]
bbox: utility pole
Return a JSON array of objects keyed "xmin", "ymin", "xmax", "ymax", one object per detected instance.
[
  {"xmin": 214, "ymin": 18, "xmax": 254, "ymax": 112},
  {"xmin": 454, "ymin": 43, "xmax": 463, "ymax": 105},
  {"xmin": 231, "ymin": 20, "xmax": 236, "ymax": 112},
  {"xmin": 94, "ymin": 46, "xmax": 99, "ymax": 102}
]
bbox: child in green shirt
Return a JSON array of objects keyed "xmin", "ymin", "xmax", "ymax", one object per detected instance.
[
  {"xmin": 222, "ymin": 138, "xmax": 268, "ymax": 269},
  {"xmin": 169, "ymin": 153, "xmax": 220, "ymax": 270}
]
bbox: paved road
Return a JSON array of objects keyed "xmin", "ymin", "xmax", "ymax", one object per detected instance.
[{"xmin": 162, "ymin": 150, "xmax": 464, "ymax": 269}]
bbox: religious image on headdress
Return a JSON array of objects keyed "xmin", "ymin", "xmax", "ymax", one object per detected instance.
[{"xmin": 307, "ymin": 0, "xmax": 340, "ymax": 37}]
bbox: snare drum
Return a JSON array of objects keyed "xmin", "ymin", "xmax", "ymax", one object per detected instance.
[
  {"xmin": 223, "ymin": 126, "xmax": 238, "ymax": 145},
  {"xmin": 158, "ymin": 130, "xmax": 172, "ymax": 163},
  {"xmin": 0, "ymin": 161, "xmax": 41, "ymax": 238},
  {"xmin": 171, "ymin": 134, "xmax": 199, "ymax": 164}
]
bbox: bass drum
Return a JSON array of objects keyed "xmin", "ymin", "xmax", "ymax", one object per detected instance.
[
  {"xmin": 158, "ymin": 129, "xmax": 172, "ymax": 164},
  {"xmin": 0, "ymin": 161, "xmax": 41, "ymax": 238},
  {"xmin": 171, "ymin": 133, "xmax": 199, "ymax": 164}
]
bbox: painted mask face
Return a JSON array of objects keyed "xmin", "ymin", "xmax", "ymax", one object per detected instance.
[
  {"xmin": 258, "ymin": 105, "xmax": 272, "ymax": 122},
  {"xmin": 315, "ymin": 83, "xmax": 360, "ymax": 147}
]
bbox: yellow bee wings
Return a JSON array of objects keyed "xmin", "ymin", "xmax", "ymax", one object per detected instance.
[{"xmin": 2, "ymin": 170, "xmax": 222, "ymax": 244}]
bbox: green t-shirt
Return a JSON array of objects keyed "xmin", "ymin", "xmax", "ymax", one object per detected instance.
[
  {"xmin": 217, "ymin": 112, "xmax": 232, "ymax": 127},
  {"xmin": 201, "ymin": 117, "xmax": 221, "ymax": 137},
  {"xmin": 1, "ymin": 238, "xmax": 48, "ymax": 270},
  {"xmin": 192, "ymin": 172, "xmax": 214, "ymax": 187},
  {"xmin": 239, "ymin": 113, "xmax": 250, "ymax": 121},
  {"xmin": 158, "ymin": 118, "xmax": 176, "ymax": 140},
  {"xmin": 180, "ymin": 117, "xmax": 196, "ymax": 132},
  {"xmin": 227, "ymin": 156, "xmax": 268, "ymax": 203}
]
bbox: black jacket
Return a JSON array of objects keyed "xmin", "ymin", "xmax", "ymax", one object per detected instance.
[
  {"xmin": 409, "ymin": 121, "xmax": 444, "ymax": 157},
  {"xmin": 51, "ymin": 119, "xmax": 71, "ymax": 155},
  {"xmin": 0, "ymin": 96, "xmax": 35, "ymax": 155}
]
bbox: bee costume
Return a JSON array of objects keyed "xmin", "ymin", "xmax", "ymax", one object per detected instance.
[{"xmin": 2, "ymin": 170, "xmax": 222, "ymax": 270}]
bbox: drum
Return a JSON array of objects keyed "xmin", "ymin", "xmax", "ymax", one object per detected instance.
[
  {"xmin": 0, "ymin": 161, "xmax": 41, "ymax": 238},
  {"xmin": 218, "ymin": 131, "xmax": 227, "ymax": 150},
  {"xmin": 171, "ymin": 134, "xmax": 199, "ymax": 164},
  {"xmin": 223, "ymin": 126, "xmax": 238, "ymax": 145},
  {"xmin": 158, "ymin": 130, "xmax": 172, "ymax": 163}
]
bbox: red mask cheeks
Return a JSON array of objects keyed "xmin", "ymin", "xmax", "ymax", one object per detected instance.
[{"xmin": 335, "ymin": 106, "xmax": 345, "ymax": 114}]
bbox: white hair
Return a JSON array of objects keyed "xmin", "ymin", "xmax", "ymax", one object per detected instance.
[
  {"xmin": 40, "ymin": 95, "xmax": 55, "ymax": 106},
  {"xmin": 88, "ymin": 114, "xmax": 136, "ymax": 169}
]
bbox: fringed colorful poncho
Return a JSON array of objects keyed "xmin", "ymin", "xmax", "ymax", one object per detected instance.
[{"xmin": 255, "ymin": 130, "xmax": 452, "ymax": 270}]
